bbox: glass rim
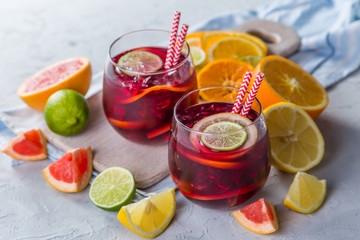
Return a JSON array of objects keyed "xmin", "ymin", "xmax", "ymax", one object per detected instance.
[
  {"xmin": 173, "ymin": 85, "xmax": 263, "ymax": 136},
  {"xmin": 108, "ymin": 29, "xmax": 191, "ymax": 76}
]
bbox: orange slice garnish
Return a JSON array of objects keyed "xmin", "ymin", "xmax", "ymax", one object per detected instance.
[{"xmin": 117, "ymin": 85, "xmax": 194, "ymax": 104}]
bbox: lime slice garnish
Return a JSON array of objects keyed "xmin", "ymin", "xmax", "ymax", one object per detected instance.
[
  {"xmin": 89, "ymin": 167, "xmax": 136, "ymax": 211},
  {"xmin": 238, "ymin": 55, "xmax": 262, "ymax": 67},
  {"xmin": 118, "ymin": 50, "xmax": 163, "ymax": 74},
  {"xmin": 190, "ymin": 46, "xmax": 206, "ymax": 68},
  {"xmin": 201, "ymin": 121, "xmax": 247, "ymax": 151},
  {"xmin": 191, "ymin": 112, "xmax": 258, "ymax": 152}
]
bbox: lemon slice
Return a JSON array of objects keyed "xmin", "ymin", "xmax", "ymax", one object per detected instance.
[
  {"xmin": 208, "ymin": 37, "xmax": 264, "ymax": 62},
  {"xmin": 118, "ymin": 50, "xmax": 163, "ymax": 74},
  {"xmin": 190, "ymin": 46, "xmax": 206, "ymax": 69},
  {"xmin": 118, "ymin": 188, "xmax": 176, "ymax": 238},
  {"xmin": 264, "ymin": 102, "xmax": 325, "ymax": 173},
  {"xmin": 284, "ymin": 172, "xmax": 326, "ymax": 213}
]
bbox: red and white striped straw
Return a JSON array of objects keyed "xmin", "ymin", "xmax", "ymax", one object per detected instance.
[
  {"xmin": 240, "ymin": 72, "xmax": 265, "ymax": 116},
  {"xmin": 172, "ymin": 24, "xmax": 189, "ymax": 67},
  {"xmin": 164, "ymin": 11, "xmax": 181, "ymax": 70},
  {"xmin": 231, "ymin": 71, "xmax": 253, "ymax": 114}
]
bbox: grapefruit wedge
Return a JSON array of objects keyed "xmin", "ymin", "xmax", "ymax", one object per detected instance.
[
  {"xmin": 2, "ymin": 129, "xmax": 47, "ymax": 161},
  {"xmin": 232, "ymin": 198, "xmax": 279, "ymax": 234},
  {"xmin": 17, "ymin": 57, "xmax": 92, "ymax": 111},
  {"xmin": 42, "ymin": 147, "xmax": 93, "ymax": 192}
]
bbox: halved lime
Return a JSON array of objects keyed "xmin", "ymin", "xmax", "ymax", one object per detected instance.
[
  {"xmin": 89, "ymin": 167, "xmax": 136, "ymax": 211},
  {"xmin": 191, "ymin": 113, "xmax": 258, "ymax": 152},
  {"xmin": 118, "ymin": 50, "xmax": 163, "ymax": 74},
  {"xmin": 190, "ymin": 46, "xmax": 206, "ymax": 68},
  {"xmin": 239, "ymin": 55, "xmax": 262, "ymax": 67}
]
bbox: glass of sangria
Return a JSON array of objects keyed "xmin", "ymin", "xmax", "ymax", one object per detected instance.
[
  {"xmin": 103, "ymin": 29, "xmax": 197, "ymax": 144},
  {"xmin": 168, "ymin": 86, "xmax": 271, "ymax": 208}
]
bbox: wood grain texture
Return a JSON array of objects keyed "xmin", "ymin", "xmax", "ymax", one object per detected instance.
[{"xmin": 43, "ymin": 92, "xmax": 169, "ymax": 189}]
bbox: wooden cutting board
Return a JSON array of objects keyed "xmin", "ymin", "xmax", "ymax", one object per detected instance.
[{"xmin": 43, "ymin": 92, "xmax": 169, "ymax": 189}]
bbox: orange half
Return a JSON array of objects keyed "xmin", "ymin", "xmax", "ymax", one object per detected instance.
[{"xmin": 253, "ymin": 55, "xmax": 329, "ymax": 119}]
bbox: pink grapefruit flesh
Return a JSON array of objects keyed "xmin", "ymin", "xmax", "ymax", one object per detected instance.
[
  {"xmin": 232, "ymin": 198, "xmax": 279, "ymax": 234},
  {"xmin": 42, "ymin": 147, "xmax": 93, "ymax": 192},
  {"xmin": 17, "ymin": 57, "xmax": 92, "ymax": 111},
  {"xmin": 1, "ymin": 129, "xmax": 47, "ymax": 161},
  {"xmin": 24, "ymin": 60, "xmax": 84, "ymax": 93}
]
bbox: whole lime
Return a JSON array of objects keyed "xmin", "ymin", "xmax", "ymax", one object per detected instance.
[{"xmin": 44, "ymin": 89, "xmax": 89, "ymax": 136}]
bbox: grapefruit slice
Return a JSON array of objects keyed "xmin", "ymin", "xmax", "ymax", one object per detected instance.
[
  {"xmin": 42, "ymin": 147, "xmax": 93, "ymax": 192},
  {"xmin": 1, "ymin": 129, "xmax": 47, "ymax": 161},
  {"xmin": 17, "ymin": 57, "xmax": 92, "ymax": 111},
  {"xmin": 232, "ymin": 198, "xmax": 279, "ymax": 234}
]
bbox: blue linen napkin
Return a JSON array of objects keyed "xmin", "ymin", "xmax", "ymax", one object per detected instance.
[{"xmin": 191, "ymin": 0, "xmax": 360, "ymax": 88}]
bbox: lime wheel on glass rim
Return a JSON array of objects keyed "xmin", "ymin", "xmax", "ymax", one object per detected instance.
[
  {"xmin": 190, "ymin": 112, "xmax": 258, "ymax": 152},
  {"xmin": 117, "ymin": 50, "xmax": 163, "ymax": 74}
]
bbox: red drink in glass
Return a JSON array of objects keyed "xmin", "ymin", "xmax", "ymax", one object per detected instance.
[
  {"xmin": 103, "ymin": 30, "xmax": 197, "ymax": 144},
  {"xmin": 168, "ymin": 86, "xmax": 271, "ymax": 208}
]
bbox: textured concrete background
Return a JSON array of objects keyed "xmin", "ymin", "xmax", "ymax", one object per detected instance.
[{"xmin": 1, "ymin": 0, "xmax": 360, "ymax": 239}]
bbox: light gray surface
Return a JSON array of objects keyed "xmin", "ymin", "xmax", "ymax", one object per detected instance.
[{"xmin": 1, "ymin": 0, "xmax": 360, "ymax": 239}]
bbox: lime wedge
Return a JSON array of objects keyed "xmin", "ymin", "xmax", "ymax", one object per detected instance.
[
  {"xmin": 89, "ymin": 167, "xmax": 136, "ymax": 211},
  {"xmin": 118, "ymin": 50, "xmax": 163, "ymax": 74},
  {"xmin": 239, "ymin": 55, "xmax": 262, "ymax": 67},
  {"xmin": 191, "ymin": 113, "xmax": 258, "ymax": 152},
  {"xmin": 190, "ymin": 46, "xmax": 206, "ymax": 68}
]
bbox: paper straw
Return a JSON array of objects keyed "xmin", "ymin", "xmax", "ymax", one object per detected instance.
[
  {"xmin": 240, "ymin": 72, "xmax": 265, "ymax": 116},
  {"xmin": 164, "ymin": 11, "xmax": 181, "ymax": 70},
  {"xmin": 231, "ymin": 71, "xmax": 253, "ymax": 114},
  {"xmin": 172, "ymin": 24, "xmax": 189, "ymax": 67}
]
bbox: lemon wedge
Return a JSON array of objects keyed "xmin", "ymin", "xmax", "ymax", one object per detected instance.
[
  {"xmin": 264, "ymin": 102, "xmax": 325, "ymax": 172},
  {"xmin": 284, "ymin": 172, "xmax": 326, "ymax": 213},
  {"xmin": 118, "ymin": 188, "xmax": 176, "ymax": 238}
]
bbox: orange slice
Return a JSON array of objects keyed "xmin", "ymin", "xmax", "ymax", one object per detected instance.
[
  {"xmin": 253, "ymin": 55, "xmax": 329, "ymax": 119},
  {"xmin": 186, "ymin": 31, "xmax": 206, "ymax": 49},
  {"xmin": 203, "ymin": 31, "xmax": 267, "ymax": 57},
  {"xmin": 197, "ymin": 59, "xmax": 254, "ymax": 101},
  {"xmin": 42, "ymin": 147, "xmax": 93, "ymax": 192},
  {"xmin": 232, "ymin": 198, "xmax": 279, "ymax": 234},
  {"xmin": 108, "ymin": 118, "xmax": 147, "ymax": 130},
  {"xmin": 2, "ymin": 129, "xmax": 47, "ymax": 161},
  {"xmin": 208, "ymin": 37, "xmax": 264, "ymax": 62},
  {"xmin": 17, "ymin": 57, "xmax": 92, "ymax": 111},
  {"xmin": 117, "ymin": 85, "xmax": 193, "ymax": 104}
]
